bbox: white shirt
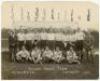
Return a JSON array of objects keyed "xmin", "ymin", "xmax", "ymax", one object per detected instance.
[
  {"xmin": 40, "ymin": 33, "xmax": 47, "ymax": 40},
  {"xmin": 43, "ymin": 50, "xmax": 53, "ymax": 58},
  {"xmin": 16, "ymin": 50, "xmax": 30, "ymax": 58},
  {"xmin": 66, "ymin": 51, "xmax": 73, "ymax": 60},
  {"xmin": 55, "ymin": 33, "xmax": 61, "ymax": 41},
  {"xmin": 17, "ymin": 33, "xmax": 25, "ymax": 41},
  {"xmin": 31, "ymin": 49, "xmax": 41, "ymax": 58},
  {"xmin": 54, "ymin": 50, "xmax": 62, "ymax": 58},
  {"xmin": 25, "ymin": 33, "xmax": 33, "ymax": 41},
  {"xmin": 34, "ymin": 33, "xmax": 41, "ymax": 40},
  {"xmin": 67, "ymin": 50, "xmax": 78, "ymax": 60}
]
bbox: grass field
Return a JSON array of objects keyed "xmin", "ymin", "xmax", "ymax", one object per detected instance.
[{"xmin": 1, "ymin": 51, "xmax": 99, "ymax": 80}]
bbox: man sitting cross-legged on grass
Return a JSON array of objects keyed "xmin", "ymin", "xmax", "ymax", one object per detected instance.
[
  {"xmin": 30, "ymin": 46, "xmax": 42, "ymax": 64},
  {"xmin": 16, "ymin": 45, "xmax": 30, "ymax": 62},
  {"xmin": 53, "ymin": 46, "xmax": 65, "ymax": 63},
  {"xmin": 42, "ymin": 46, "xmax": 54, "ymax": 63},
  {"xmin": 66, "ymin": 47, "xmax": 80, "ymax": 64}
]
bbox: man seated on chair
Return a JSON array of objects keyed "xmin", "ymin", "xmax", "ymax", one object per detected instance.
[
  {"xmin": 16, "ymin": 45, "xmax": 30, "ymax": 62},
  {"xmin": 53, "ymin": 46, "xmax": 64, "ymax": 63},
  {"xmin": 42, "ymin": 46, "xmax": 54, "ymax": 63},
  {"xmin": 31, "ymin": 46, "xmax": 42, "ymax": 64}
]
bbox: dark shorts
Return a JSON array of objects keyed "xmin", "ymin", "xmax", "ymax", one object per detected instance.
[
  {"xmin": 18, "ymin": 41, "xmax": 25, "ymax": 50},
  {"xmin": 25, "ymin": 40, "xmax": 32, "ymax": 51}
]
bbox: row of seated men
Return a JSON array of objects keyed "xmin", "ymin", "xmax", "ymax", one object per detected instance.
[{"xmin": 13, "ymin": 45, "xmax": 80, "ymax": 64}]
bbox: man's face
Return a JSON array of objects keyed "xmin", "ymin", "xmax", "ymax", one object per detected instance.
[
  {"xmin": 45, "ymin": 46, "xmax": 49, "ymax": 51},
  {"xmin": 56, "ymin": 47, "xmax": 60, "ymax": 51},
  {"xmin": 20, "ymin": 30, "xmax": 24, "ymax": 33},
  {"xmin": 10, "ymin": 31, "xmax": 14, "ymax": 36},
  {"xmin": 70, "ymin": 47, "xmax": 73, "ymax": 51},
  {"xmin": 34, "ymin": 47, "xmax": 38, "ymax": 50},
  {"xmin": 22, "ymin": 46, "xmax": 26, "ymax": 51}
]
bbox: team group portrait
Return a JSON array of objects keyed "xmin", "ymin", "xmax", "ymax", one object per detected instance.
[
  {"xmin": 2, "ymin": 2, "xmax": 99, "ymax": 79},
  {"xmin": 9, "ymin": 27, "xmax": 93, "ymax": 64}
]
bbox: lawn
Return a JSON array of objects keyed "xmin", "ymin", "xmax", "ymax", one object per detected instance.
[{"xmin": 1, "ymin": 51, "xmax": 99, "ymax": 80}]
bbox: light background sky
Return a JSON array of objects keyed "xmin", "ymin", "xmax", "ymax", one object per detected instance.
[{"xmin": 2, "ymin": 1, "xmax": 99, "ymax": 31}]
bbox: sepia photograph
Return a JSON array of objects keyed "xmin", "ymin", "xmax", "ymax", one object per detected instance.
[{"xmin": 1, "ymin": 1, "xmax": 99, "ymax": 79}]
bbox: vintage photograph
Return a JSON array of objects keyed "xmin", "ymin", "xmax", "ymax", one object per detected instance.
[{"xmin": 1, "ymin": 1, "xmax": 99, "ymax": 79}]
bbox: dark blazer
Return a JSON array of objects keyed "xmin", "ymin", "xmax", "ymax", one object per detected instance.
[{"xmin": 9, "ymin": 34, "xmax": 17, "ymax": 47}]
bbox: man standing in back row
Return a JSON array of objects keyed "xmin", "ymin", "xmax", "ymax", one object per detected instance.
[{"xmin": 9, "ymin": 30, "xmax": 17, "ymax": 62}]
